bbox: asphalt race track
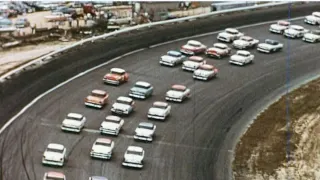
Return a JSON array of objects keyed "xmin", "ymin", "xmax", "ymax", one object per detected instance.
[{"xmin": 1, "ymin": 15, "xmax": 320, "ymax": 180}]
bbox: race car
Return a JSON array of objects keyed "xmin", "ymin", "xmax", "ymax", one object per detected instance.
[
  {"xmin": 302, "ymin": 30, "xmax": 320, "ymax": 43},
  {"xmin": 284, "ymin": 25, "xmax": 309, "ymax": 38},
  {"xmin": 100, "ymin": 115, "xmax": 124, "ymax": 136},
  {"xmin": 193, "ymin": 64, "xmax": 218, "ymax": 80},
  {"xmin": 304, "ymin": 12, "xmax": 320, "ymax": 25},
  {"xmin": 147, "ymin": 101, "xmax": 171, "ymax": 120},
  {"xmin": 85, "ymin": 90, "xmax": 109, "ymax": 109},
  {"xmin": 269, "ymin": 20, "xmax": 291, "ymax": 34},
  {"xmin": 229, "ymin": 50, "xmax": 254, "ymax": 66},
  {"xmin": 257, "ymin": 39, "xmax": 283, "ymax": 53},
  {"xmin": 159, "ymin": 50, "xmax": 187, "ymax": 67},
  {"xmin": 42, "ymin": 143, "xmax": 67, "ymax": 167},
  {"xmin": 217, "ymin": 28, "xmax": 244, "ymax": 42},
  {"xmin": 165, "ymin": 84, "xmax": 190, "ymax": 102},
  {"xmin": 103, "ymin": 68, "xmax": 129, "ymax": 85},
  {"xmin": 90, "ymin": 138, "xmax": 114, "ymax": 160},
  {"xmin": 205, "ymin": 43, "xmax": 231, "ymax": 58},
  {"xmin": 129, "ymin": 81, "xmax": 153, "ymax": 99},
  {"xmin": 182, "ymin": 56, "xmax": 206, "ymax": 72},
  {"xmin": 89, "ymin": 176, "xmax": 108, "ymax": 180},
  {"xmin": 61, "ymin": 113, "xmax": 86, "ymax": 133},
  {"xmin": 111, "ymin": 96, "xmax": 135, "ymax": 115},
  {"xmin": 122, "ymin": 146, "xmax": 145, "ymax": 168},
  {"xmin": 43, "ymin": 171, "xmax": 66, "ymax": 180},
  {"xmin": 232, "ymin": 36, "xmax": 259, "ymax": 49},
  {"xmin": 134, "ymin": 122, "xmax": 156, "ymax": 142},
  {"xmin": 180, "ymin": 40, "xmax": 207, "ymax": 55}
]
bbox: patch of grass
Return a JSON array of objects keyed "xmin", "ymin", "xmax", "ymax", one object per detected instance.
[{"xmin": 233, "ymin": 78, "xmax": 320, "ymax": 178}]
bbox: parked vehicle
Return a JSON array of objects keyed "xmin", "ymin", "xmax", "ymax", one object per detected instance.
[{"xmin": 14, "ymin": 18, "xmax": 30, "ymax": 28}]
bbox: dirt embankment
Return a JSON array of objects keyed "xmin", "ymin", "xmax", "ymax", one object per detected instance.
[{"xmin": 233, "ymin": 78, "xmax": 320, "ymax": 180}]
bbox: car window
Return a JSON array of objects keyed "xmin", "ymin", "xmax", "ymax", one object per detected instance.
[
  {"xmin": 188, "ymin": 43, "xmax": 200, "ymax": 47},
  {"xmin": 227, "ymin": 30, "xmax": 237, "ymax": 34},
  {"xmin": 134, "ymin": 84, "xmax": 149, "ymax": 89},
  {"xmin": 67, "ymin": 116, "xmax": 82, "ymax": 121},
  {"xmin": 127, "ymin": 150, "xmax": 143, "ymax": 156},
  {"xmin": 238, "ymin": 53, "xmax": 249, "ymax": 57},
  {"xmin": 111, "ymin": 71, "xmax": 124, "ymax": 76},
  {"xmin": 95, "ymin": 142, "xmax": 111, "ymax": 147},
  {"xmin": 104, "ymin": 119, "xmax": 120, "ymax": 124},
  {"xmin": 171, "ymin": 87, "xmax": 185, "ymax": 92},
  {"xmin": 153, "ymin": 104, "xmax": 167, "ymax": 109},
  {"xmin": 138, "ymin": 124, "xmax": 154, "ymax": 130},
  {"xmin": 92, "ymin": 92, "xmax": 105, "ymax": 98},
  {"xmin": 116, "ymin": 99, "xmax": 131, "ymax": 105},
  {"xmin": 215, "ymin": 45, "xmax": 225, "ymax": 49},
  {"xmin": 46, "ymin": 177, "xmax": 64, "ymax": 180},
  {"xmin": 46, "ymin": 148, "xmax": 64, "ymax": 154}
]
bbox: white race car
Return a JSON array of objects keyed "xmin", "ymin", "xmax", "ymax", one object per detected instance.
[
  {"xmin": 159, "ymin": 50, "xmax": 186, "ymax": 67},
  {"xmin": 229, "ymin": 50, "xmax": 254, "ymax": 66},
  {"xmin": 122, "ymin": 146, "xmax": 145, "ymax": 168},
  {"xmin": 42, "ymin": 143, "xmax": 67, "ymax": 167},
  {"xmin": 111, "ymin": 96, "xmax": 135, "ymax": 115},
  {"xmin": 217, "ymin": 28, "xmax": 244, "ymax": 42},
  {"xmin": 43, "ymin": 171, "xmax": 66, "ymax": 180},
  {"xmin": 284, "ymin": 25, "xmax": 309, "ymax": 38},
  {"xmin": 90, "ymin": 138, "xmax": 114, "ymax": 160},
  {"xmin": 182, "ymin": 56, "xmax": 206, "ymax": 72},
  {"xmin": 232, "ymin": 36, "xmax": 259, "ymax": 49},
  {"xmin": 100, "ymin": 115, "xmax": 124, "ymax": 136},
  {"xmin": 269, "ymin": 20, "xmax": 291, "ymax": 34},
  {"xmin": 61, "ymin": 113, "xmax": 86, "ymax": 133},
  {"xmin": 302, "ymin": 30, "xmax": 320, "ymax": 43},
  {"xmin": 134, "ymin": 122, "xmax": 156, "ymax": 142},
  {"xmin": 257, "ymin": 39, "xmax": 283, "ymax": 53},
  {"xmin": 180, "ymin": 40, "xmax": 207, "ymax": 55},
  {"xmin": 147, "ymin": 101, "xmax": 171, "ymax": 120},
  {"xmin": 304, "ymin": 12, "xmax": 320, "ymax": 25},
  {"xmin": 193, "ymin": 64, "xmax": 218, "ymax": 80},
  {"xmin": 205, "ymin": 43, "xmax": 231, "ymax": 58},
  {"xmin": 166, "ymin": 84, "xmax": 191, "ymax": 102}
]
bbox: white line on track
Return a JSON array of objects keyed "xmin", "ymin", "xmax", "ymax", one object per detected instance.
[{"xmin": 0, "ymin": 16, "xmax": 305, "ymax": 136}]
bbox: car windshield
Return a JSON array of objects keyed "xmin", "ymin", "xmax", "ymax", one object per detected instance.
[
  {"xmin": 188, "ymin": 43, "xmax": 200, "ymax": 47},
  {"xmin": 200, "ymin": 67, "xmax": 213, "ymax": 71},
  {"xmin": 138, "ymin": 124, "xmax": 154, "ymax": 130},
  {"xmin": 189, "ymin": 59, "xmax": 202, "ymax": 63},
  {"xmin": 111, "ymin": 71, "xmax": 124, "ymax": 75},
  {"xmin": 67, "ymin": 115, "xmax": 82, "ymax": 121},
  {"xmin": 227, "ymin": 30, "xmax": 238, "ymax": 34},
  {"xmin": 293, "ymin": 27, "xmax": 303, "ymax": 31},
  {"xmin": 46, "ymin": 177, "xmax": 64, "ymax": 180},
  {"xmin": 46, "ymin": 148, "xmax": 63, "ymax": 154},
  {"xmin": 95, "ymin": 142, "xmax": 111, "ymax": 147},
  {"xmin": 313, "ymin": 14, "xmax": 320, "ymax": 18},
  {"xmin": 116, "ymin": 99, "xmax": 131, "ymax": 105},
  {"xmin": 92, "ymin": 92, "xmax": 105, "ymax": 98},
  {"xmin": 238, "ymin": 53, "xmax": 249, "ymax": 57},
  {"xmin": 215, "ymin": 45, "xmax": 225, "ymax": 49},
  {"xmin": 127, "ymin": 150, "xmax": 143, "ymax": 156},
  {"xmin": 134, "ymin": 84, "xmax": 149, "ymax": 89},
  {"xmin": 168, "ymin": 52, "xmax": 181, "ymax": 57},
  {"xmin": 312, "ymin": 31, "xmax": 320, "ymax": 35},
  {"xmin": 104, "ymin": 119, "xmax": 120, "ymax": 124},
  {"xmin": 265, "ymin": 40, "xmax": 276, "ymax": 45},
  {"xmin": 153, "ymin": 104, "xmax": 167, "ymax": 109},
  {"xmin": 171, "ymin": 87, "xmax": 185, "ymax": 92}
]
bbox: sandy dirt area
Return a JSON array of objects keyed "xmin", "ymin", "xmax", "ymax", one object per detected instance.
[
  {"xmin": 0, "ymin": 40, "xmax": 76, "ymax": 76},
  {"xmin": 233, "ymin": 78, "xmax": 320, "ymax": 180}
]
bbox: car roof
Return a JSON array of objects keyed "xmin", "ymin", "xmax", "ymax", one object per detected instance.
[
  {"xmin": 237, "ymin": 50, "xmax": 250, "ymax": 55},
  {"xmin": 92, "ymin": 89, "xmax": 106, "ymax": 95},
  {"xmin": 167, "ymin": 50, "xmax": 181, "ymax": 56},
  {"xmin": 187, "ymin": 40, "xmax": 201, "ymax": 45},
  {"xmin": 90, "ymin": 176, "xmax": 108, "ymax": 180},
  {"xmin": 95, "ymin": 138, "xmax": 112, "ymax": 144},
  {"xmin": 226, "ymin": 28, "xmax": 238, "ymax": 32},
  {"xmin": 127, "ymin": 146, "xmax": 143, "ymax": 152},
  {"xmin": 240, "ymin": 36, "xmax": 253, "ymax": 40},
  {"xmin": 153, "ymin": 101, "xmax": 168, "ymax": 107},
  {"xmin": 139, "ymin": 122, "xmax": 154, "ymax": 128},
  {"xmin": 117, "ymin": 96, "xmax": 133, "ymax": 102},
  {"xmin": 291, "ymin": 25, "xmax": 303, "ymax": 29},
  {"xmin": 67, "ymin": 113, "xmax": 83, "ymax": 119},
  {"xmin": 47, "ymin": 171, "xmax": 65, "ymax": 178},
  {"xmin": 199, "ymin": 64, "xmax": 214, "ymax": 70},
  {"xmin": 105, "ymin": 115, "xmax": 121, "ymax": 121},
  {"xmin": 47, "ymin": 143, "xmax": 64, "ymax": 150},
  {"xmin": 110, "ymin": 68, "xmax": 125, "ymax": 73},
  {"xmin": 213, "ymin": 43, "xmax": 227, "ymax": 48},
  {"xmin": 278, "ymin": 20, "xmax": 290, "ymax": 25},
  {"xmin": 189, "ymin": 56, "xmax": 203, "ymax": 61},
  {"xmin": 172, "ymin": 84, "xmax": 187, "ymax": 90},
  {"xmin": 135, "ymin": 81, "xmax": 151, "ymax": 87}
]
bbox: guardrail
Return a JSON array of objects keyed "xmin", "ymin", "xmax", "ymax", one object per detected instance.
[{"xmin": 0, "ymin": 1, "xmax": 292, "ymax": 82}]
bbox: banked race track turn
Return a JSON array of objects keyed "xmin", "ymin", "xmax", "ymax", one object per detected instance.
[{"xmin": 1, "ymin": 3, "xmax": 320, "ymax": 180}]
